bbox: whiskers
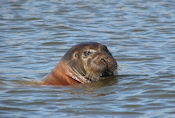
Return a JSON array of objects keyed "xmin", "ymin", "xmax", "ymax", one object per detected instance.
[
  {"xmin": 85, "ymin": 62, "xmax": 117, "ymax": 82},
  {"xmin": 85, "ymin": 70, "xmax": 115, "ymax": 82},
  {"xmin": 85, "ymin": 71, "xmax": 102, "ymax": 82}
]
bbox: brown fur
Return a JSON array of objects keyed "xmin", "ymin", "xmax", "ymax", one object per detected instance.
[
  {"xmin": 42, "ymin": 42, "xmax": 117, "ymax": 86},
  {"xmin": 42, "ymin": 60, "xmax": 81, "ymax": 86}
]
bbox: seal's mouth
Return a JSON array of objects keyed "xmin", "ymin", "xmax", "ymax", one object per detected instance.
[
  {"xmin": 84, "ymin": 70, "xmax": 116, "ymax": 82},
  {"xmin": 100, "ymin": 71, "xmax": 114, "ymax": 77}
]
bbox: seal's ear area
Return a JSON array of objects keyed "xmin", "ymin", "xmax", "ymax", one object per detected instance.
[{"xmin": 72, "ymin": 51, "xmax": 79, "ymax": 59}]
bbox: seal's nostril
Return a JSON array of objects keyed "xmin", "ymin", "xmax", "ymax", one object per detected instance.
[{"xmin": 101, "ymin": 58, "xmax": 106, "ymax": 63}]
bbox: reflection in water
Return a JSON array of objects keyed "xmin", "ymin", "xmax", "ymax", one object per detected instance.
[{"xmin": 0, "ymin": 0, "xmax": 175, "ymax": 117}]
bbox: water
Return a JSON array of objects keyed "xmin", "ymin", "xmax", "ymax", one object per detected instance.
[{"xmin": 0, "ymin": 0, "xmax": 175, "ymax": 117}]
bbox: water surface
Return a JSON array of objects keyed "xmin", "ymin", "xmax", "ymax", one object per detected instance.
[{"xmin": 1, "ymin": 0, "xmax": 175, "ymax": 117}]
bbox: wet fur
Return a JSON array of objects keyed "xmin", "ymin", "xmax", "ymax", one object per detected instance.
[{"xmin": 42, "ymin": 42, "xmax": 117, "ymax": 86}]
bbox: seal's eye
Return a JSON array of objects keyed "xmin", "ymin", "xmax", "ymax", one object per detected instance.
[{"xmin": 83, "ymin": 51, "xmax": 91, "ymax": 57}]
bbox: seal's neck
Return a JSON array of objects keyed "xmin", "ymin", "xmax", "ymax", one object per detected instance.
[
  {"xmin": 64, "ymin": 61, "xmax": 91, "ymax": 84},
  {"xmin": 43, "ymin": 60, "xmax": 79, "ymax": 85},
  {"xmin": 43, "ymin": 60, "xmax": 90, "ymax": 86},
  {"xmin": 67, "ymin": 69, "xmax": 91, "ymax": 84},
  {"xmin": 54, "ymin": 60, "xmax": 91, "ymax": 84}
]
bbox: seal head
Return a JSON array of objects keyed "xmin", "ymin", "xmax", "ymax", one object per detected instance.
[
  {"xmin": 43, "ymin": 42, "xmax": 117, "ymax": 85},
  {"xmin": 63, "ymin": 42, "xmax": 117, "ymax": 83}
]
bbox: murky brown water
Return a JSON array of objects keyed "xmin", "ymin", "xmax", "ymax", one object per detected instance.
[{"xmin": 1, "ymin": 0, "xmax": 175, "ymax": 117}]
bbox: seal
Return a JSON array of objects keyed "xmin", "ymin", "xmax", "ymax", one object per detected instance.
[{"xmin": 42, "ymin": 42, "xmax": 117, "ymax": 86}]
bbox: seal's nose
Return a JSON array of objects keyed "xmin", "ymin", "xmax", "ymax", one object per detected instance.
[
  {"xmin": 100, "ymin": 55, "xmax": 113, "ymax": 63},
  {"xmin": 100, "ymin": 55, "xmax": 110, "ymax": 65},
  {"xmin": 100, "ymin": 57, "xmax": 107, "ymax": 63},
  {"xmin": 100, "ymin": 55, "xmax": 117, "ymax": 70}
]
